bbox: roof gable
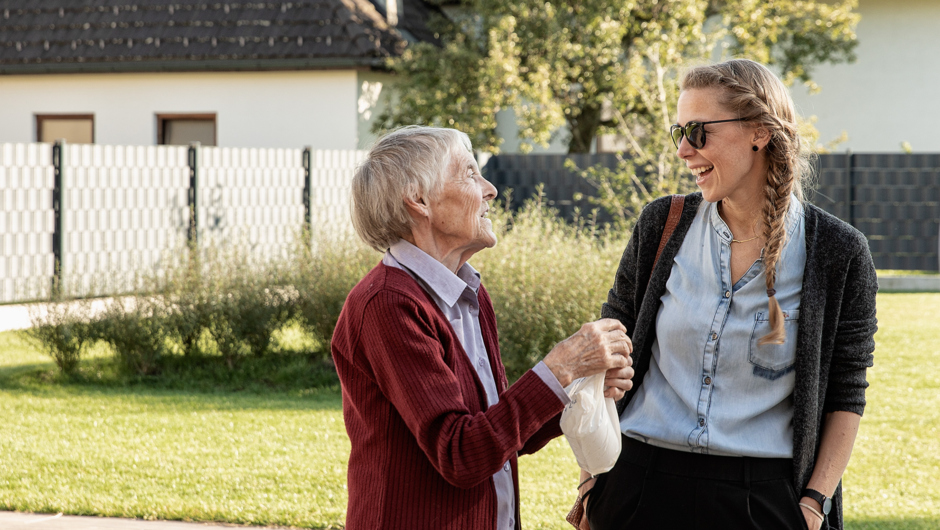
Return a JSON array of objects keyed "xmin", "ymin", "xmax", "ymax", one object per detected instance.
[{"xmin": 0, "ymin": 0, "xmax": 438, "ymax": 74}]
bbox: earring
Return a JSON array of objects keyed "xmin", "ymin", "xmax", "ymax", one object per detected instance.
[{"xmin": 752, "ymin": 145, "xmax": 759, "ymax": 152}]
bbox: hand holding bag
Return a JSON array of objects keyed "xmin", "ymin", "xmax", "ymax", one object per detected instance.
[{"xmin": 560, "ymin": 373, "xmax": 621, "ymax": 476}]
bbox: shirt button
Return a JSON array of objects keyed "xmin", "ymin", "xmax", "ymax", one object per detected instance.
[
  {"xmin": 710, "ymin": 332, "xmax": 718, "ymax": 341},
  {"xmin": 699, "ymin": 418, "xmax": 706, "ymax": 427},
  {"xmin": 504, "ymin": 462, "xmax": 511, "ymax": 472},
  {"xmin": 478, "ymin": 359, "xmax": 485, "ymax": 367},
  {"xmin": 703, "ymin": 376, "xmax": 712, "ymax": 385},
  {"xmin": 724, "ymin": 290, "xmax": 731, "ymax": 298}
]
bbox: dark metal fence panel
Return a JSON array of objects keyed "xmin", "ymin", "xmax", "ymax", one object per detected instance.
[
  {"xmin": 482, "ymin": 153, "xmax": 621, "ymax": 224},
  {"xmin": 485, "ymin": 153, "xmax": 940, "ymax": 271},
  {"xmin": 812, "ymin": 154, "xmax": 940, "ymax": 271}
]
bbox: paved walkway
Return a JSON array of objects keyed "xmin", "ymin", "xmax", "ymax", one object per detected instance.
[{"xmin": 0, "ymin": 512, "xmax": 287, "ymax": 529}]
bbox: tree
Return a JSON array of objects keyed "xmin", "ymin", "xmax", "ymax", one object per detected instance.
[{"xmin": 375, "ymin": 0, "xmax": 860, "ymax": 155}]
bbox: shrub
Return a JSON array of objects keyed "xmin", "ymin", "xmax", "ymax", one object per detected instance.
[
  {"xmin": 288, "ymin": 230, "xmax": 377, "ymax": 357},
  {"xmin": 159, "ymin": 256, "xmax": 215, "ymax": 358},
  {"xmin": 158, "ymin": 246, "xmax": 294, "ymax": 368},
  {"xmin": 474, "ymin": 190, "xmax": 628, "ymax": 381},
  {"xmin": 27, "ymin": 297, "xmax": 98, "ymax": 375},
  {"xmin": 96, "ymin": 296, "xmax": 173, "ymax": 376}
]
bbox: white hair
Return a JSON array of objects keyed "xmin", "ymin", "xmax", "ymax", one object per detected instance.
[{"xmin": 351, "ymin": 125, "xmax": 473, "ymax": 251}]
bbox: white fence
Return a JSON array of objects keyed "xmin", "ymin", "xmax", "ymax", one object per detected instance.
[{"xmin": 0, "ymin": 142, "xmax": 365, "ymax": 304}]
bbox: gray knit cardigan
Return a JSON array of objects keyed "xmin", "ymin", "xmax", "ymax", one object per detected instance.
[{"xmin": 604, "ymin": 193, "xmax": 878, "ymax": 530}]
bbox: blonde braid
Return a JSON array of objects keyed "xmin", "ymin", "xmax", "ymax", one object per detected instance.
[{"xmin": 759, "ymin": 136, "xmax": 795, "ymax": 344}]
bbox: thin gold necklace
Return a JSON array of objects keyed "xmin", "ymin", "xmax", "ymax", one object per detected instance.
[
  {"xmin": 718, "ymin": 201, "xmax": 761, "ymax": 244},
  {"xmin": 731, "ymin": 234, "xmax": 760, "ymax": 244}
]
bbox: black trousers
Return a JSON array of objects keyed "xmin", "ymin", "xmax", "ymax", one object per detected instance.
[{"xmin": 586, "ymin": 435, "xmax": 809, "ymax": 530}]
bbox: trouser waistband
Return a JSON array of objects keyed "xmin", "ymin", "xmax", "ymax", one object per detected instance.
[{"xmin": 619, "ymin": 435, "xmax": 793, "ymax": 482}]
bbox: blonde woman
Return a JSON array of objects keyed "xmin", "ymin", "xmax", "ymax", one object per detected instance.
[{"xmin": 574, "ymin": 59, "xmax": 877, "ymax": 530}]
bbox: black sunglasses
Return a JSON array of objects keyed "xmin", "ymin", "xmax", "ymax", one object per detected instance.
[{"xmin": 670, "ymin": 118, "xmax": 747, "ymax": 149}]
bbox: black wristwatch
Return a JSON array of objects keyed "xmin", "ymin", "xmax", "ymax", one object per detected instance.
[{"xmin": 801, "ymin": 488, "xmax": 832, "ymax": 516}]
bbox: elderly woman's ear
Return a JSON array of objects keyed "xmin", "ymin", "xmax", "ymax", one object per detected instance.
[{"xmin": 404, "ymin": 194, "xmax": 431, "ymax": 220}]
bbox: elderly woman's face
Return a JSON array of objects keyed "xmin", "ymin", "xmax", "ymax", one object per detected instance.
[{"xmin": 425, "ymin": 149, "xmax": 498, "ymax": 256}]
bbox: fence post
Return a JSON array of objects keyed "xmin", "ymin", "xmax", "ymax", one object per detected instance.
[
  {"xmin": 51, "ymin": 139, "xmax": 66, "ymax": 297},
  {"xmin": 187, "ymin": 142, "xmax": 200, "ymax": 251},
  {"xmin": 302, "ymin": 146, "xmax": 312, "ymax": 250}
]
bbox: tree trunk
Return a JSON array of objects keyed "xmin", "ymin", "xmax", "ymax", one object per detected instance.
[{"xmin": 567, "ymin": 103, "xmax": 603, "ymax": 154}]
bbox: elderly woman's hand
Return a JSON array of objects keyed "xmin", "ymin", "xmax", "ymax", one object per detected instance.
[{"xmin": 542, "ymin": 319, "xmax": 633, "ymax": 389}]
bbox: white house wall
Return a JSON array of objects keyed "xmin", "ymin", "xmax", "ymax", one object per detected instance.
[
  {"xmin": 0, "ymin": 70, "xmax": 360, "ymax": 150},
  {"xmin": 356, "ymin": 70, "xmax": 395, "ymax": 150},
  {"xmin": 790, "ymin": 0, "xmax": 940, "ymax": 152}
]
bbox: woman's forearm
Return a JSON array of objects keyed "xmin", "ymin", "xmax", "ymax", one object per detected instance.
[{"xmin": 803, "ymin": 410, "xmax": 861, "ymax": 504}]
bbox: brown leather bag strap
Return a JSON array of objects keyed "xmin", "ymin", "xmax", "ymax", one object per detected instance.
[{"xmin": 651, "ymin": 194, "xmax": 685, "ymax": 281}]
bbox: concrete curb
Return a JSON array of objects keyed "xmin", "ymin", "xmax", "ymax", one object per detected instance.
[
  {"xmin": 877, "ymin": 276, "xmax": 940, "ymax": 292},
  {"xmin": 0, "ymin": 511, "xmax": 286, "ymax": 530}
]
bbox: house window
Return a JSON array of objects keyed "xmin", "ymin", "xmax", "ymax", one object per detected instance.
[
  {"xmin": 157, "ymin": 114, "xmax": 217, "ymax": 146},
  {"xmin": 36, "ymin": 114, "xmax": 95, "ymax": 144}
]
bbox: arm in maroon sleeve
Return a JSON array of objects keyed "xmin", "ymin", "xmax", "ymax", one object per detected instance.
[{"xmin": 358, "ymin": 289, "xmax": 566, "ymax": 489}]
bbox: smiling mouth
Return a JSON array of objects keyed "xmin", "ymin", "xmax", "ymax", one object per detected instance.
[{"xmin": 690, "ymin": 166, "xmax": 713, "ymax": 176}]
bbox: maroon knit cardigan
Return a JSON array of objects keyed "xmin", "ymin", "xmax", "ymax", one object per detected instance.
[{"xmin": 331, "ymin": 263, "xmax": 565, "ymax": 529}]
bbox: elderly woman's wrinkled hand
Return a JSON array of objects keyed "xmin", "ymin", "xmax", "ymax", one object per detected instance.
[{"xmin": 542, "ymin": 318, "xmax": 634, "ymax": 389}]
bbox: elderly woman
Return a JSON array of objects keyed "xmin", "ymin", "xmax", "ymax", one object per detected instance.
[
  {"xmin": 575, "ymin": 59, "xmax": 878, "ymax": 530},
  {"xmin": 331, "ymin": 125, "xmax": 634, "ymax": 529}
]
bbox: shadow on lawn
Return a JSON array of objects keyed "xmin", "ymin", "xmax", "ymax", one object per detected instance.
[
  {"xmin": 847, "ymin": 518, "xmax": 940, "ymax": 530},
  {"xmin": 0, "ymin": 367, "xmax": 344, "ymax": 411},
  {"xmin": 0, "ymin": 337, "xmax": 343, "ymax": 412}
]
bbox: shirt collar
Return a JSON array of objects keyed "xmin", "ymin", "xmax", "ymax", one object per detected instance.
[
  {"xmin": 708, "ymin": 194, "xmax": 804, "ymax": 242},
  {"xmin": 388, "ymin": 239, "xmax": 481, "ymax": 308}
]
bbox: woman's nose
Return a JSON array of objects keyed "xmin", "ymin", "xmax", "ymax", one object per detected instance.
[
  {"xmin": 481, "ymin": 176, "xmax": 497, "ymax": 201},
  {"xmin": 676, "ymin": 136, "xmax": 696, "ymax": 159}
]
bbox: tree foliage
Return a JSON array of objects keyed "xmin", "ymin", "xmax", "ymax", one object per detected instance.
[{"xmin": 375, "ymin": 0, "xmax": 860, "ymax": 155}]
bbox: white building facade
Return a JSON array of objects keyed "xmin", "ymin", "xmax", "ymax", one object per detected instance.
[
  {"xmin": 790, "ymin": 0, "xmax": 940, "ymax": 153},
  {"xmin": 0, "ymin": 69, "xmax": 394, "ymax": 151}
]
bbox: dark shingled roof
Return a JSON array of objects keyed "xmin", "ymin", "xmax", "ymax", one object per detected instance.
[{"xmin": 0, "ymin": 0, "xmax": 440, "ymax": 74}]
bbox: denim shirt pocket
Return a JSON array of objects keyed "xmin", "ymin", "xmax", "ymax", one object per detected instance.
[{"xmin": 748, "ymin": 309, "xmax": 800, "ymax": 380}]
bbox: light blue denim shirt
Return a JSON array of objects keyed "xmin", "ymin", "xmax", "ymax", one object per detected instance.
[
  {"xmin": 384, "ymin": 240, "xmax": 568, "ymax": 530},
  {"xmin": 621, "ymin": 198, "xmax": 806, "ymax": 458}
]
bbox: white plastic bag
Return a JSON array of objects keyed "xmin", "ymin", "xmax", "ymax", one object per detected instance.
[{"xmin": 560, "ymin": 373, "xmax": 622, "ymax": 476}]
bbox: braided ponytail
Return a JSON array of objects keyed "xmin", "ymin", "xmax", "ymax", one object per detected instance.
[{"xmin": 681, "ymin": 59, "xmax": 812, "ymax": 344}]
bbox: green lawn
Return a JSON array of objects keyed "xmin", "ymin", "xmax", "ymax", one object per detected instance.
[{"xmin": 1, "ymin": 292, "xmax": 938, "ymax": 529}]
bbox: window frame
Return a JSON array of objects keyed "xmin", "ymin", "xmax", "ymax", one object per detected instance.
[
  {"xmin": 35, "ymin": 113, "xmax": 96, "ymax": 144},
  {"xmin": 156, "ymin": 113, "xmax": 217, "ymax": 146}
]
